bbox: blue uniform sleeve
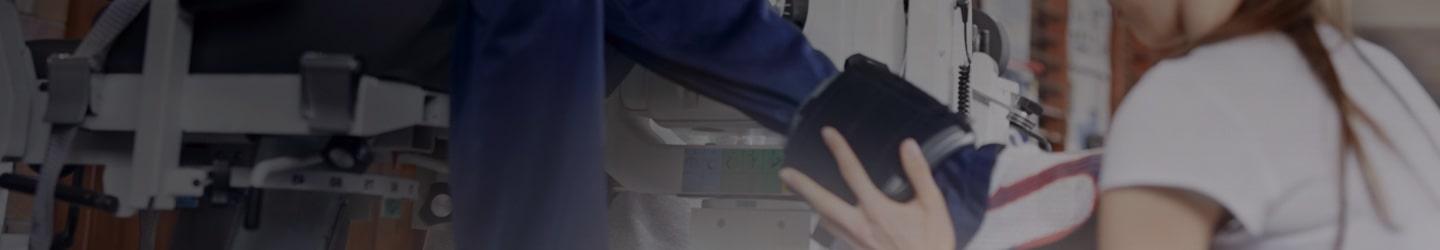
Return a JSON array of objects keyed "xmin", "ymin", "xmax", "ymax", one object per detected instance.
[
  {"xmin": 603, "ymin": 0, "xmax": 838, "ymax": 131},
  {"xmin": 933, "ymin": 145, "xmax": 1002, "ymax": 248},
  {"xmin": 451, "ymin": 0, "xmax": 609, "ymax": 249}
]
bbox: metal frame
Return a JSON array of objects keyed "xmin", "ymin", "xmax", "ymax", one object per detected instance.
[
  {"xmin": 0, "ymin": 1, "xmax": 32, "ymax": 239},
  {"xmin": 118, "ymin": 0, "xmax": 195, "ymax": 215},
  {"xmin": 56, "ymin": 2, "xmax": 441, "ymax": 214},
  {"xmin": 229, "ymin": 167, "xmax": 420, "ymax": 200},
  {"xmin": 70, "ymin": 73, "xmax": 443, "ymax": 216},
  {"xmin": 0, "ymin": 4, "xmax": 449, "ymax": 250},
  {"xmin": 79, "ymin": 74, "xmax": 445, "ymax": 136},
  {"xmin": 609, "ymin": 1, "xmax": 1052, "ymax": 248},
  {"xmin": 2, "ymin": 0, "xmax": 449, "ymax": 216},
  {"xmin": 0, "ymin": 0, "xmax": 36, "ymax": 161}
]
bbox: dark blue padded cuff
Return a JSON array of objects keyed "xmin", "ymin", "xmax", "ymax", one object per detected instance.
[{"xmin": 784, "ymin": 54, "xmax": 972, "ymax": 204}]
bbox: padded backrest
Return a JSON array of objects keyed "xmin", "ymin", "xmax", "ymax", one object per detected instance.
[{"xmin": 103, "ymin": 0, "xmax": 455, "ymax": 91}]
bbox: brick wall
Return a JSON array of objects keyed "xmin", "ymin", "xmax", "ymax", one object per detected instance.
[
  {"xmin": 15, "ymin": 0, "xmax": 68, "ymax": 39},
  {"xmin": 1031, "ymin": 0, "xmax": 1070, "ymax": 150}
]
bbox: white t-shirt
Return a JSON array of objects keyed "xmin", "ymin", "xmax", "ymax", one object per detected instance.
[{"xmin": 1101, "ymin": 25, "xmax": 1440, "ymax": 249}]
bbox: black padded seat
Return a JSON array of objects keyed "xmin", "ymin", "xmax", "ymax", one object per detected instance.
[{"xmin": 94, "ymin": 0, "xmax": 455, "ymax": 92}]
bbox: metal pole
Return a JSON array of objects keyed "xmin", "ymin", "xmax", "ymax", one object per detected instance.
[
  {"xmin": 128, "ymin": 0, "xmax": 190, "ymax": 213},
  {"xmin": 0, "ymin": 161, "xmax": 11, "ymax": 242},
  {"xmin": 139, "ymin": 211, "xmax": 159, "ymax": 250}
]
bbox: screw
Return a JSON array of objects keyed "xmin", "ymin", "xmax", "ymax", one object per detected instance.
[{"xmin": 329, "ymin": 148, "xmax": 355, "ymax": 169}]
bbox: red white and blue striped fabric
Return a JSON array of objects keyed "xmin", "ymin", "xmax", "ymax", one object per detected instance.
[{"xmin": 967, "ymin": 147, "xmax": 1102, "ymax": 249}]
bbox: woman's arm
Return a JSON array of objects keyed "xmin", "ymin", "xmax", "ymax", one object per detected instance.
[{"xmin": 1098, "ymin": 187, "xmax": 1227, "ymax": 250}]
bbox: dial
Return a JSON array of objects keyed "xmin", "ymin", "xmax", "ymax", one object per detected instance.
[{"xmin": 430, "ymin": 194, "xmax": 453, "ymax": 218}]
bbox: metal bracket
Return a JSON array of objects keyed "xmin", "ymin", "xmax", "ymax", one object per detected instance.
[
  {"xmin": 300, "ymin": 52, "xmax": 361, "ymax": 134},
  {"xmin": 421, "ymin": 93, "xmax": 449, "ymax": 127},
  {"xmin": 44, "ymin": 55, "xmax": 92, "ymax": 125},
  {"xmin": 1010, "ymin": 96, "xmax": 1042, "ymax": 130},
  {"xmin": 230, "ymin": 168, "xmax": 420, "ymax": 200}
]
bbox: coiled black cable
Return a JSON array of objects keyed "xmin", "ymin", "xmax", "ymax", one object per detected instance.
[{"xmin": 957, "ymin": 65, "xmax": 972, "ymax": 116}]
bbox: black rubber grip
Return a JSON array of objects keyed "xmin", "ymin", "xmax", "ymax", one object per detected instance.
[{"xmin": 0, "ymin": 173, "xmax": 119, "ymax": 213}]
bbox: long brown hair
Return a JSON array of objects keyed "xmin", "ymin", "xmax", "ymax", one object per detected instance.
[{"xmin": 1176, "ymin": 0, "xmax": 1396, "ymax": 239}]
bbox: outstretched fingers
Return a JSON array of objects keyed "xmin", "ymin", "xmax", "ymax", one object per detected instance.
[
  {"xmin": 899, "ymin": 138, "xmax": 946, "ymax": 211},
  {"xmin": 820, "ymin": 127, "xmax": 887, "ymax": 203},
  {"xmin": 780, "ymin": 168, "xmax": 865, "ymax": 232}
]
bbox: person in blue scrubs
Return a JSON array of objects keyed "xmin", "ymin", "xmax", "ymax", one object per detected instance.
[
  {"xmin": 452, "ymin": 0, "xmax": 832, "ymax": 249},
  {"xmin": 452, "ymin": 0, "xmax": 994, "ymax": 249}
]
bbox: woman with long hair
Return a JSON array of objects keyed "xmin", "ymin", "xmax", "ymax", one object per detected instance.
[
  {"xmin": 780, "ymin": 0, "xmax": 1440, "ymax": 248},
  {"xmin": 1100, "ymin": 0, "xmax": 1440, "ymax": 248}
]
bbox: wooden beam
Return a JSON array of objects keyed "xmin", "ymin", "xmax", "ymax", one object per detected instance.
[{"xmin": 64, "ymin": 0, "xmax": 108, "ymax": 39}]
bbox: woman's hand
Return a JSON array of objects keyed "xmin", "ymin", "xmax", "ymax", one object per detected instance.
[{"xmin": 779, "ymin": 127, "xmax": 956, "ymax": 250}]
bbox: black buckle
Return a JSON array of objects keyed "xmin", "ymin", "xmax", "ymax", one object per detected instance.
[
  {"xmin": 300, "ymin": 52, "xmax": 361, "ymax": 134},
  {"xmin": 44, "ymin": 55, "xmax": 91, "ymax": 125}
]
